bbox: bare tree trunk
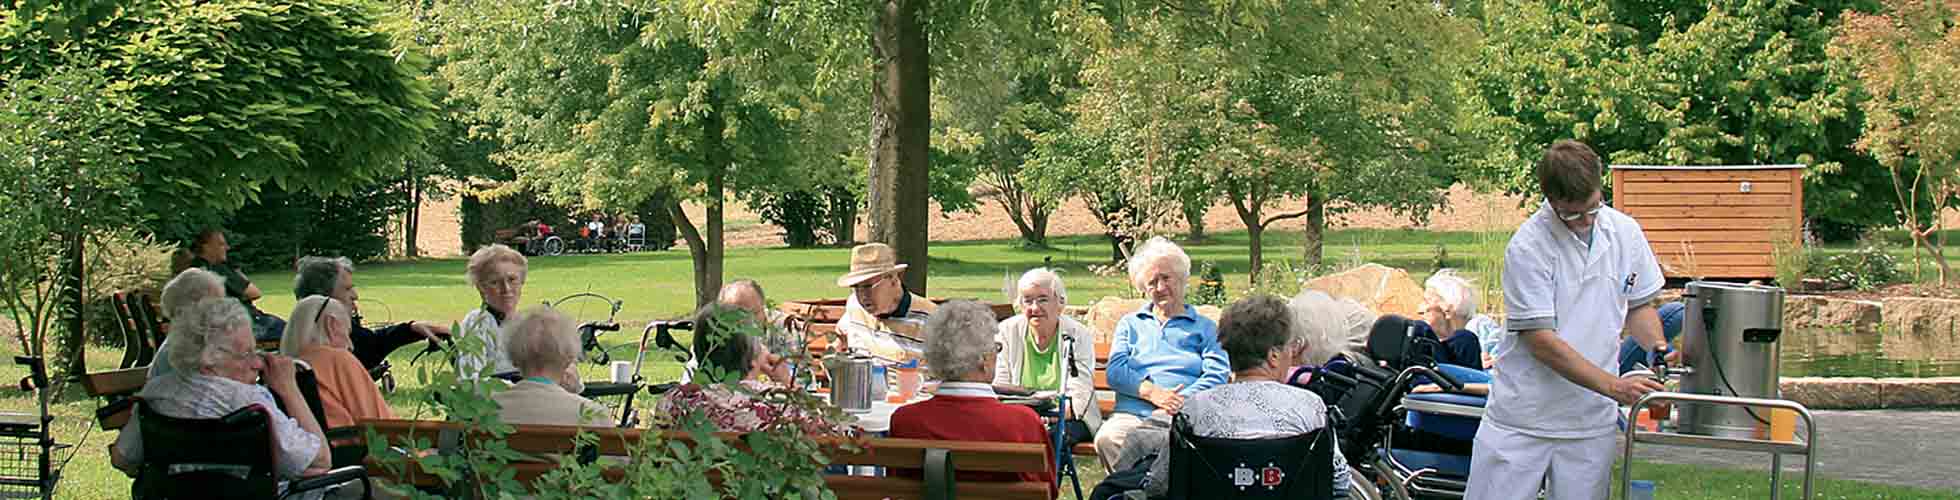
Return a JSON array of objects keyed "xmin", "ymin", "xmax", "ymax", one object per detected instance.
[
  {"xmin": 58, "ymin": 225, "xmax": 84, "ymax": 387},
  {"xmin": 1183, "ymin": 201, "xmax": 1208, "ymax": 242},
  {"xmin": 405, "ymin": 167, "xmax": 421, "ymax": 258},
  {"xmin": 869, "ymin": 0, "xmax": 930, "ymax": 293},
  {"xmin": 829, "ymin": 187, "xmax": 857, "ymax": 244},
  {"xmin": 1303, "ymin": 194, "xmax": 1327, "ymax": 269}
]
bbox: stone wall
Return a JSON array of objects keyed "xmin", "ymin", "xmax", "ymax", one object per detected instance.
[
  {"xmin": 1782, "ymin": 377, "xmax": 1960, "ymax": 409},
  {"xmin": 1879, "ymin": 297, "xmax": 1960, "ymax": 362}
]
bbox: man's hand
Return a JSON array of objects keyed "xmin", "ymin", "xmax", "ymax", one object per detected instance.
[
  {"xmin": 1140, "ymin": 382, "xmax": 1186, "ymax": 413},
  {"xmin": 1608, "ymin": 374, "xmax": 1666, "ymax": 406},
  {"xmin": 411, "ymin": 322, "xmax": 450, "ymax": 341}
]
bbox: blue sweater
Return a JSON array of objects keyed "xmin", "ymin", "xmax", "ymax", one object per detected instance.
[{"xmin": 1104, "ymin": 303, "xmax": 1229, "ymax": 417}]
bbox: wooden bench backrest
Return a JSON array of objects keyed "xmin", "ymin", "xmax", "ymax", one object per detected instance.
[{"xmin": 358, "ymin": 419, "xmax": 1050, "ymax": 499}]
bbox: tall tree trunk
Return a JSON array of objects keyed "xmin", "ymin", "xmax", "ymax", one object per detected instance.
[
  {"xmin": 405, "ymin": 168, "xmax": 421, "ymax": 258},
  {"xmin": 697, "ymin": 100, "xmax": 730, "ymax": 308},
  {"xmin": 1303, "ymin": 193, "xmax": 1327, "ymax": 269},
  {"xmin": 670, "ymin": 199, "xmax": 719, "ymax": 309},
  {"xmin": 869, "ymin": 0, "xmax": 930, "ymax": 293},
  {"xmin": 1183, "ymin": 201, "xmax": 1208, "ymax": 242},
  {"xmin": 1028, "ymin": 199, "xmax": 1050, "ymax": 248},
  {"xmin": 829, "ymin": 186, "xmax": 857, "ymax": 245},
  {"xmin": 1230, "ymin": 193, "xmax": 1263, "ymax": 283},
  {"xmin": 58, "ymin": 224, "xmax": 84, "ymax": 387}
]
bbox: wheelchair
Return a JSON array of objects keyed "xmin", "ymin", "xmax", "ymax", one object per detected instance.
[
  {"xmin": 131, "ymin": 400, "xmax": 369, "ymax": 500},
  {"xmin": 1298, "ymin": 314, "xmax": 1483, "ymax": 500},
  {"xmin": 1167, "ymin": 412, "xmax": 1339, "ymax": 500}
]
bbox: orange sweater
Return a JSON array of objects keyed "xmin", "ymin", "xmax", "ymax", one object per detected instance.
[{"xmin": 300, "ymin": 345, "xmax": 395, "ymax": 428}]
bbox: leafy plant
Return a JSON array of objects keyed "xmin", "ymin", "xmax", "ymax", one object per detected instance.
[
  {"xmin": 1814, "ymin": 245, "xmax": 1902, "ymax": 292},
  {"xmin": 1187, "ymin": 262, "xmax": 1229, "ymax": 307}
]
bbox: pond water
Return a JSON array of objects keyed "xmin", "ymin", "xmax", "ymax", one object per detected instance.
[{"xmin": 1778, "ymin": 325, "xmax": 1960, "ymax": 378}]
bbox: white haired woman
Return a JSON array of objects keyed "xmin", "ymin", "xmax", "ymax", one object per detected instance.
[
  {"xmin": 1094, "ymin": 237, "xmax": 1229, "ymax": 463},
  {"xmin": 890, "ymin": 301, "xmax": 1054, "ymax": 496},
  {"xmin": 492, "ymin": 306, "xmax": 611, "ymax": 426},
  {"xmin": 992, "ymin": 268, "xmax": 1100, "ymax": 447},
  {"xmin": 111, "ymin": 298, "xmax": 331, "ymax": 481},
  {"xmin": 147, "ymin": 268, "xmax": 229, "ymax": 379},
  {"xmin": 293, "ymin": 256, "xmax": 448, "ymax": 373},
  {"xmin": 1420, "ymin": 269, "xmax": 1489, "ymax": 370},
  {"xmin": 281, "ymin": 295, "xmax": 394, "ymax": 428},
  {"xmin": 459, "ymin": 244, "xmax": 527, "ymax": 379}
]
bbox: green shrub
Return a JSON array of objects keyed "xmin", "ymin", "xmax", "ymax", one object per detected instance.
[
  {"xmin": 1188, "ymin": 262, "xmax": 1229, "ymax": 306},
  {"xmin": 1816, "ymin": 245, "xmax": 1901, "ymax": 291},
  {"xmin": 82, "ymin": 233, "xmax": 175, "ymax": 348}
]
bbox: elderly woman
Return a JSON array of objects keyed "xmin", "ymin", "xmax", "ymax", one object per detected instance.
[
  {"xmin": 992, "ymin": 268, "xmax": 1100, "ymax": 447},
  {"xmin": 147, "ymin": 268, "xmax": 230, "ymax": 379},
  {"xmin": 1419, "ymin": 269, "xmax": 1489, "ymax": 370},
  {"xmin": 111, "ymin": 298, "xmax": 331, "ymax": 481},
  {"xmin": 492, "ymin": 306, "xmax": 611, "ymax": 426},
  {"xmin": 293, "ymin": 256, "xmax": 448, "ymax": 373},
  {"xmin": 655, "ymin": 304, "xmax": 845, "ymax": 435},
  {"xmin": 281, "ymin": 295, "xmax": 395, "ymax": 428},
  {"xmin": 1102, "ymin": 295, "xmax": 1353, "ymax": 499},
  {"xmin": 1094, "ymin": 237, "xmax": 1229, "ymax": 462},
  {"xmin": 890, "ymin": 301, "xmax": 1054, "ymax": 494},
  {"xmin": 459, "ymin": 244, "xmax": 527, "ymax": 379}
]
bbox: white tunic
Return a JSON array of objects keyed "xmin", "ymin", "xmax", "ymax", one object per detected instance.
[{"xmin": 1490, "ymin": 203, "xmax": 1663, "ymax": 438}]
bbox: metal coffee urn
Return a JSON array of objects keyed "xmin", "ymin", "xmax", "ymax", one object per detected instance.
[{"xmin": 1676, "ymin": 281, "xmax": 1786, "ymax": 439}]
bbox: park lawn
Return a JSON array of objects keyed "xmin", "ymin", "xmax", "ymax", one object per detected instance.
[{"xmin": 3, "ymin": 227, "xmax": 1958, "ymax": 499}]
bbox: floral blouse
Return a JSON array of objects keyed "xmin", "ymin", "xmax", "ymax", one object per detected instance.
[{"xmin": 653, "ymin": 380, "xmax": 851, "ymax": 437}]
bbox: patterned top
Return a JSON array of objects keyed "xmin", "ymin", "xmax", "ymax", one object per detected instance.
[
  {"xmin": 457, "ymin": 308, "xmax": 516, "ymax": 378},
  {"xmin": 114, "ymin": 373, "xmax": 324, "ymax": 479},
  {"xmin": 1138, "ymin": 381, "xmax": 1351, "ymax": 498},
  {"xmin": 653, "ymin": 380, "xmax": 851, "ymax": 436}
]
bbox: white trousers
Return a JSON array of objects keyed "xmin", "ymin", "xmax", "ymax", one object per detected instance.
[
  {"xmin": 1466, "ymin": 420, "xmax": 1617, "ymax": 500},
  {"xmin": 1093, "ymin": 412, "xmax": 1147, "ymax": 470}
]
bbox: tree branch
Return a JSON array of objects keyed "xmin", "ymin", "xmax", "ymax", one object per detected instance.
[{"xmin": 1260, "ymin": 207, "xmax": 1312, "ymax": 228}]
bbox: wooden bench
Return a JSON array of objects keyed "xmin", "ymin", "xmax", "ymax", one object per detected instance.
[
  {"xmin": 80, "ymin": 367, "xmax": 147, "ymax": 430},
  {"xmin": 358, "ymin": 419, "xmax": 1051, "ymax": 500}
]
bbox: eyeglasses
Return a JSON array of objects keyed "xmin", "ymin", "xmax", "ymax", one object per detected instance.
[
  {"xmin": 481, "ymin": 274, "xmax": 524, "ymax": 291},
  {"xmin": 1553, "ymin": 203, "xmax": 1604, "ymax": 221},
  {"xmin": 312, "ymin": 299, "xmax": 330, "ymax": 325},
  {"xmin": 1017, "ymin": 295, "xmax": 1056, "ymax": 307},
  {"xmin": 994, "ymin": 342, "xmax": 1004, "ymax": 353}
]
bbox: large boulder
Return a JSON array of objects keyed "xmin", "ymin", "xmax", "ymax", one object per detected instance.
[
  {"xmin": 1301, "ymin": 263, "xmax": 1426, "ymax": 317},
  {"xmin": 1880, "ymin": 297, "xmax": 1960, "ymax": 362},
  {"xmin": 1781, "ymin": 296, "xmax": 1882, "ymax": 358}
]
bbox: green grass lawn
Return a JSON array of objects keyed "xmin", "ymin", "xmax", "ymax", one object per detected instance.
[{"xmin": 3, "ymin": 227, "xmax": 1956, "ymax": 499}]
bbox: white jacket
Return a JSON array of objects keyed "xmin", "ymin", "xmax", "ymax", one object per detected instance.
[{"xmin": 992, "ymin": 314, "xmax": 1102, "ymax": 432}]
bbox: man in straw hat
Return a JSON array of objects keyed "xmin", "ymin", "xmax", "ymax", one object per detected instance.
[{"xmin": 837, "ymin": 243, "xmax": 937, "ymax": 362}]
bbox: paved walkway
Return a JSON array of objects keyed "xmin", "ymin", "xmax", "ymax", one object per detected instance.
[{"xmin": 1626, "ymin": 409, "xmax": 1960, "ymax": 492}]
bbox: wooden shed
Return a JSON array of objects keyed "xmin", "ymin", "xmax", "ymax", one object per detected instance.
[{"xmin": 1610, "ymin": 164, "xmax": 1806, "ymax": 280}]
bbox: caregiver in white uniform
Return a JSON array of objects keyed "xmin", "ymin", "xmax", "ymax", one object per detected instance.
[{"xmin": 1468, "ymin": 140, "xmax": 1671, "ymax": 500}]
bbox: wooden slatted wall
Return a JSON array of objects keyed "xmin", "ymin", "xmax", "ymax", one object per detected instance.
[{"xmin": 1612, "ymin": 167, "xmax": 1804, "ymax": 280}]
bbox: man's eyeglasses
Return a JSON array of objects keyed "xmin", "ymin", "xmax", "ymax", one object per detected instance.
[
  {"xmin": 1017, "ymin": 295, "xmax": 1055, "ymax": 307},
  {"xmin": 312, "ymin": 299, "xmax": 330, "ymax": 325},
  {"xmin": 1554, "ymin": 203, "xmax": 1604, "ymax": 221}
]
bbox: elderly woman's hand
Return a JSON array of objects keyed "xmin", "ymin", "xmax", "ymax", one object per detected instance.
[
  {"xmin": 1140, "ymin": 382, "xmax": 1186, "ymax": 413},
  {"xmin": 262, "ymin": 354, "xmax": 301, "ymax": 395}
]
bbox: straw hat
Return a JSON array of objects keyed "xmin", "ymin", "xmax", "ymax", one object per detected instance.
[{"xmin": 837, "ymin": 243, "xmax": 908, "ymax": 287}]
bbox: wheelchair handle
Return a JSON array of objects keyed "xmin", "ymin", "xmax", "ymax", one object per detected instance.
[
  {"xmin": 1405, "ymin": 365, "xmax": 1463, "ymax": 393},
  {"xmin": 581, "ymin": 321, "xmax": 621, "ymax": 333}
]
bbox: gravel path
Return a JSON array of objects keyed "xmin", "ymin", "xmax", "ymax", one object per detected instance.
[{"xmin": 1626, "ymin": 409, "xmax": 1960, "ymax": 492}]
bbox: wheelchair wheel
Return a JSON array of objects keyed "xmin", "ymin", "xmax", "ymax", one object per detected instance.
[
  {"xmin": 379, "ymin": 372, "xmax": 396, "ymax": 394},
  {"xmin": 542, "ymin": 236, "xmax": 565, "ymax": 256}
]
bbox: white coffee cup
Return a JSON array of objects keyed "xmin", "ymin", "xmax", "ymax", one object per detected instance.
[{"xmin": 610, "ymin": 361, "xmax": 633, "ymax": 383}]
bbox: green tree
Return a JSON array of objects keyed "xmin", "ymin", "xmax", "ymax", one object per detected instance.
[
  {"xmin": 1832, "ymin": 0, "xmax": 1960, "ymax": 283},
  {"xmin": 1063, "ymin": 0, "xmax": 1481, "ymax": 276},
  {"xmin": 2, "ymin": 0, "xmax": 438, "ymax": 242},
  {"xmin": 1464, "ymin": 0, "xmax": 1892, "ymax": 241},
  {"xmin": 0, "ymin": 65, "xmax": 140, "ymax": 392}
]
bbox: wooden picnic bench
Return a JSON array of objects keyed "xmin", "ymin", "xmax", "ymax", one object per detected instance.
[
  {"xmin": 358, "ymin": 419, "xmax": 1052, "ymax": 500},
  {"xmin": 80, "ymin": 367, "xmax": 147, "ymax": 430}
]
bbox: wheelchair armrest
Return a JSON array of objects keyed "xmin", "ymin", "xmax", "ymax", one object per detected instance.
[
  {"xmin": 326, "ymin": 426, "xmax": 363, "ymax": 441},
  {"xmin": 284, "ymin": 465, "xmax": 369, "ymax": 500}
]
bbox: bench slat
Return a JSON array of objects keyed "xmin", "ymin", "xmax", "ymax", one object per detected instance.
[{"xmin": 827, "ymin": 475, "xmax": 1050, "ymax": 500}]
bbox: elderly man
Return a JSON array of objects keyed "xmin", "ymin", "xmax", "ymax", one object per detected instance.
[
  {"xmin": 835, "ymin": 243, "xmax": 936, "ymax": 362},
  {"xmin": 112, "ymin": 298, "xmax": 331, "ymax": 483},
  {"xmin": 293, "ymin": 256, "xmax": 449, "ymax": 374},
  {"xmin": 185, "ymin": 228, "xmax": 284, "ymax": 340},
  {"xmin": 147, "ymin": 269, "xmax": 229, "ymax": 379}
]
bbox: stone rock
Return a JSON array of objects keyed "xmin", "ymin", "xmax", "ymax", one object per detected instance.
[
  {"xmin": 1301, "ymin": 263, "xmax": 1426, "ymax": 318},
  {"xmin": 1082, "ymin": 297, "xmax": 1221, "ymax": 346},
  {"xmin": 1880, "ymin": 297, "xmax": 1960, "ymax": 362},
  {"xmin": 1780, "ymin": 377, "xmax": 1885, "ymax": 410},
  {"xmin": 1781, "ymin": 296, "xmax": 1883, "ymax": 358},
  {"xmin": 1877, "ymin": 377, "xmax": 1960, "ymax": 408},
  {"xmin": 1779, "ymin": 376, "xmax": 1960, "ymax": 409}
]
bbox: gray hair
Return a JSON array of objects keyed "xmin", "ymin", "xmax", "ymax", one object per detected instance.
[
  {"xmin": 1016, "ymin": 268, "xmax": 1067, "ymax": 303},
  {"xmin": 1424, "ymin": 269, "xmax": 1478, "ymax": 320},
  {"xmin": 504, "ymin": 305, "xmax": 579, "ymax": 375},
  {"xmin": 1127, "ymin": 236, "xmax": 1192, "ymax": 284},
  {"xmin": 1289, "ymin": 290, "xmax": 1377, "ymax": 365},
  {"xmin": 719, "ymin": 279, "xmax": 766, "ymax": 303},
  {"xmin": 279, "ymin": 295, "xmax": 350, "ymax": 356},
  {"xmin": 1218, "ymin": 295, "xmax": 1297, "ymax": 372},
  {"xmin": 160, "ymin": 269, "xmax": 225, "ymax": 320},
  {"xmin": 293, "ymin": 256, "xmax": 353, "ymax": 300},
  {"xmin": 466, "ymin": 244, "xmax": 528, "ymax": 288},
  {"xmin": 166, "ymin": 298, "xmax": 253, "ymax": 374},
  {"xmin": 923, "ymin": 301, "xmax": 1000, "ymax": 381}
]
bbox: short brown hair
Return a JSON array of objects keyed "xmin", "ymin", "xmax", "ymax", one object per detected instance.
[
  {"xmin": 1537, "ymin": 140, "xmax": 1603, "ymax": 203},
  {"xmin": 1217, "ymin": 294, "xmax": 1296, "ymax": 372}
]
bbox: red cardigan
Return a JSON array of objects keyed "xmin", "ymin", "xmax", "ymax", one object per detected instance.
[{"xmin": 889, "ymin": 387, "xmax": 1055, "ymax": 497}]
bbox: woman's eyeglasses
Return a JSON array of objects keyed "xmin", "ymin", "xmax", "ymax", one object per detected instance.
[{"xmin": 312, "ymin": 300, "xmax": 330, "ymax": 325}]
